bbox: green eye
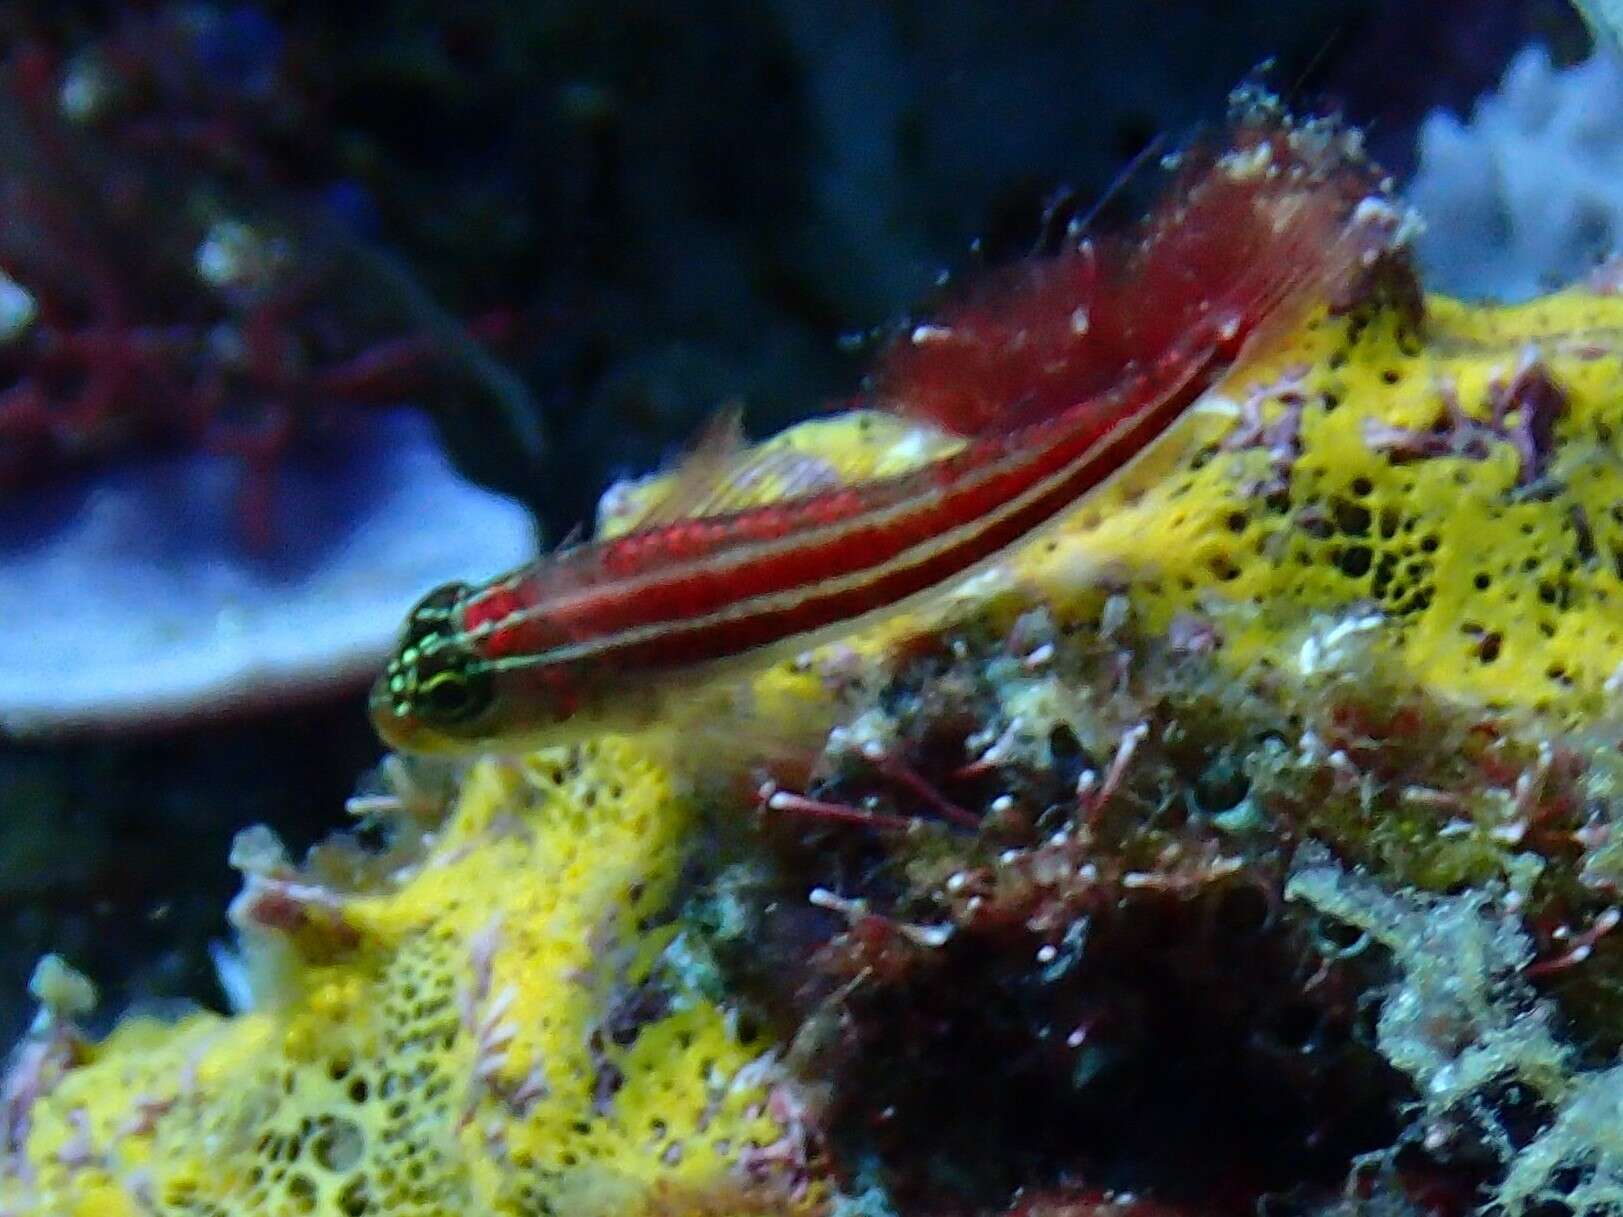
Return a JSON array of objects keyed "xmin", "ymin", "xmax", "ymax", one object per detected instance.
[
  {"xmin": 407, "ymin": 637, "xmax": 492, "ymax": 726},
  {"xmin": 419, "ymin": 668, "xmax": 479, "ymax": 721},
  {"xmin": 386, "ymin": 582, "xmax": 493, "ymax": 727}
]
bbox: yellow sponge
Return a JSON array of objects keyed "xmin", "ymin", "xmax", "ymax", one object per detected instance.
[
  {"xmin": 5, "ymin": 741, "xmax": 806, "ymax": 1216},
  {"xmin": 1008, "ymin": 286, "xmax": 1623, "ymax": 722}
]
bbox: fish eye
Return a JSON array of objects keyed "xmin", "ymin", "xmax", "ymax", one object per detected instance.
[
  {"xmin": 410, "ymin": 642, "xmax": 492, "ymax": 726},
  {"xmin": 418, "ymin": 668, "xmax": 481, "ymax": 722},
  {"xmin": 381, "ymin": 582, "xmax": 493, "ymax": 729}
]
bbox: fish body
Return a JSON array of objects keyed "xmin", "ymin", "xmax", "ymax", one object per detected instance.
[{"xmin": 372, "ymin": 110, "xmax": 1404, "ymax": 756}]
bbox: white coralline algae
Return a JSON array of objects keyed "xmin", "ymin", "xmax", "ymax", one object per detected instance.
[
  {"xmin": 1409, "ymin": 46, "xmax": 1623, "ymax": 302},
  {"xmin": 0, "ymin": 410, "xmax": 535, "ymax": 735}
]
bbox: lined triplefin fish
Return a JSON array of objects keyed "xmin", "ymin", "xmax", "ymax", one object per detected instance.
[{"xmin": 372, "ymin": 107, "xmax": 1406, "ymax": 755}]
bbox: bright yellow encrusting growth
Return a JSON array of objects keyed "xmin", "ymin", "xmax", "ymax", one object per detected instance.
[
  {"xmin": 1024, "ymin": 283, "xmax": 1623, "ymax": 722},
  {"xmin": 3, "ymin": 739, "xmax": 805, "ymax": 1216}
]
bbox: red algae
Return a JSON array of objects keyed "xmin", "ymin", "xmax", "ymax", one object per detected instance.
[{"xmin": 0, "ymin": 34, "xmax": 529, "ymax": 547}]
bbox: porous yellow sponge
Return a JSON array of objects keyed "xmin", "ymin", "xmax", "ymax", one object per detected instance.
[
  {"xmin": 2, "ymin": 740, "xmax": 807, "ymax": 1217},
  {"xmin": 1021, "ymin": 284, "xmax": 1623, "ymax": 723}
]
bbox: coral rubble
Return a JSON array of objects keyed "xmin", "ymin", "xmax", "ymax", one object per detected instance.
[{"xmin": 18, "ymin": 205, "xmax": 1623, "ymax": 1217}]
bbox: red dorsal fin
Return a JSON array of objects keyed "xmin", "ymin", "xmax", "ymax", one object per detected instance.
[{"xmin": 875, "ymin": 104, "xmax": 1403, "ymax": 438}]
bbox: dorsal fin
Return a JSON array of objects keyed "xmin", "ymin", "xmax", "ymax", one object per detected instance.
[
  {"xmin": 622, "ymin": 403, "xmax": 752, "ymax": 528},
  {"xmin": 595, "ymin": 410, "xmax": 963, "ymax": 540}
]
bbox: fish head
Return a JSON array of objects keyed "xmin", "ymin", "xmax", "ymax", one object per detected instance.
[
  {"xmin": 372, "ymin": 579, "xmax": 642, "ymax": 754},
  {"xmin": 371, "ymin": 581, "xmax": 498, "ymax": 754}
]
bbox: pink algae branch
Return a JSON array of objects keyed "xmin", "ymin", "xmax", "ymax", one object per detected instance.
[
  {"xmin": 0, "ymin": 957, "xmax": 94, "ymax": 1178},
  {"xmin": 1363, "ymin": 351, "xmax": 1568, "ymax": 488}
]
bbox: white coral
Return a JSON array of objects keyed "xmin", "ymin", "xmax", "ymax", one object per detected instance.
[
  {"xmin": 1409, "ymin": 47, "xmax": 1623, "ymax": 301},
  {"xmin": 1499, "ymin": 1065, "xmax": 1623, "ymax": 1215}
]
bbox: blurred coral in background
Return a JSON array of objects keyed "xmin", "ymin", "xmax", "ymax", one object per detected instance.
[{"xmin": 0, "ymin": 3, "xmax": 546, "ymax": 1038}]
